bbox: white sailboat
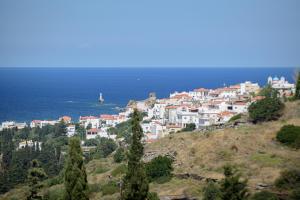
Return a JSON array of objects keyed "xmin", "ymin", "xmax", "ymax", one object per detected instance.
[{"xmin": 99, "ymin": 93, "xmax": 104, "ymax": 103}]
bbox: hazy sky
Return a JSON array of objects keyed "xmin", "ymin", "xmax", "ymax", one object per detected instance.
[{"xmin": 0, "ymin": 0, "xmax": 299, "ymax": 67}]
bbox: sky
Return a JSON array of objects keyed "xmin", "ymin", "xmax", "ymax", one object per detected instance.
[{"xmin": 0, "ymin": 0, "xmax": 299, "ymax": 68}]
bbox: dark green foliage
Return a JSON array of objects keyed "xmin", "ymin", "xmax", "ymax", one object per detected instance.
[
  {"xmin": 275, "ymin": 169, "xmax": 300, "ymax": 190},
  {"xmin": 89, "ymin": 137, "xmax": 117, "ymax": 158},
  {"xmin": 84, "ymin": 139, "xmax": 98, "ymax": 146},
  {"xmin": 38, "ymin": 143, "xmax": 61, "ymax": 177},
  {"xmin": 182, "ymin": 123, "xmax": 196, "ymax": 132},
  {"xmin": 202, "ymin": 181, "xmax": 222, "ymax": 200},
  {"xmin": 27, "ymin": 159, "xmax": 47, "ymax": 200},
  {"xmin": 145, "ymin": 156, "xmax": 173, "ymax": 182},
  {"xmin": 295, "ymin": 72, "xmax": 300, "ymax": 100},
  {"xmin": 276, "ymin": 125, "xmax": 300, "ymax": 148},
  {"xmin": 0, "ymin": 124, "xmax": 66, "ymax": 194},
  {"xmin": 251, "ymin": 191, "xmax": 278, "ymax": 200},
  {"xmin": 289, "ymin": 188, "xmax": 300, "ymax": 200},
  {"xmin": 248, "ymin": 96, "xmax": 284, "ymax": 123},
  {"xmin": 98, "ymin": 137, "xmax": 117, "ymax": 157},
  {"xmin": 258, "ymin": 85, "xmax": 279, "ymax": 98},
  {"xmin": 75, "ymin": 124, "xmax": 86, "ymax": 140},
  {"xmin": 229, "ymin": 114, "xmax": 242, "ymax": 122},
  {"xmin": 114, "ymin": 147, "xmax": 126, "ymax": 163},
  {"xmin": 121, "ymin": 109, "xmax": 149, "ymax": 200},
  {"xmin": 147, "ymin": 192, "xmax": 160, "ymax": 200},
  {"xmin": 220, "ymin": 165, "xmax": 249, "ymax": 200},
  {"xmin": 54, "ymin": 120, "xmax": 67, "ymax": 137},
  {"xmin": 64, "ymin": 137, "xmax": 89, "ymax": 200},
  {"xmin": 114, "ymin": 120, "xmax": 133, "ymax": 143}
]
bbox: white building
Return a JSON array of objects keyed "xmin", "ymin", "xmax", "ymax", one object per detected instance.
[
  {"xmin": 66, "ymin": 125, "xmax": 76, "ymax": 137},
  {"xmin": 30, "ymin": 120, "xmax": 58, "ymax": 128},
  {"xmin": 79, "ymin": 116, "xmax": 100, "ymax": 129},
  {"xmin": 18, "ymin": 140, "xmax": 42, "ymax": 150},
  {"xmin": 240, "ymin": 81, "xmax": 260, "ymax": 95},
  {"xmin": 268, "ymin": 76, "xmax": 295, "ymax": 96}
]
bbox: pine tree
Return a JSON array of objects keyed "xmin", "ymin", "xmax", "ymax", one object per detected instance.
[
  {"xmin": 27, "ymin": 159, "xmax": 47, "ymax": 200},
  {"xmin": 64, "ymin": 137, "xmax": 89, "ymax": 200},
  {"xmin": 121, "ymin": 109, "xmax": 149, "ymax": 200},
  {"xmin": 220, "ymin": 165, "xmax": 249, "ymax": 200},
  {"xmin": 1, "ymin": 129, "xmax": 14, "ymax": 171},
  {"xmin": 295, "ymin": 71, "xmax": 300, "ymax": 100}
]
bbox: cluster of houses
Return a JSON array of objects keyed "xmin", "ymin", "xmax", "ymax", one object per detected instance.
[{"xmin": 1, "ymin": 76, "xmax": 296, "ymax": 145}]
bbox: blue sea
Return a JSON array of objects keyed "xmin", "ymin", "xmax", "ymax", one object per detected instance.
[{"xmin": 0, "ymin": 67, "xmax": 296, "ymax": 123}]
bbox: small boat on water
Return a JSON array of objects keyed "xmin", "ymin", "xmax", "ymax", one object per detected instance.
[{"xmin": 99, "ymin": 93, "xmax": 104, "ymax": 103}]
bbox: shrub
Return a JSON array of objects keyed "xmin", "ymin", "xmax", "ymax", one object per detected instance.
[
  {"xmin": 290, "ymin": 188, "xmax": 300, "ymax": 200},
  {"xmin": 113, "ymin": 148, "xmax": 126, "ymax": 163},
  {"xmin": 147, "ymin": 192, "xmax": 160, "ymax": 200},
  {"xmin": 229, "ymin": 114, "xmax": 242, "ymax": 122},
  {"xmin": 101, "ymin": 181, "xmax": 119, "ymax": 196},
  {"xmin": 276, "ymin": 125, "xmax": 300, "ymax": 148},
  {"xmin": 220, "ymin": 165, "xmax": 249, "ymax": 200},
  {"xmin": 91, "ymin": 137, "xmax": 118, "ymax": 158},
  {"xmin": 251, "ymin": 191, "xmax": 278, "ymax": 200},
  {"xmin": 182, "ymin": 123, "xmax": 196, "ymax": 132},
  {"xmin": 84, "ymin": 138, "xmax": 99, "ymax": 146},
  {"xmin": 275, "ymin": 169, "xmax": 300, "ymax": 190},
  {"xmin": 145, "ymin": 156, "xmax": 173, "ymax": 182},
  {"xmin": 248, "ymin": 97, "xmax": 284, "ymax": 123},
  {"xmin": 202, "ymin": 181, "xmax": 222, "ymax": 200}
]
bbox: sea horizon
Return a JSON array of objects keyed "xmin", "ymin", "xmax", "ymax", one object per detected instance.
[{"xmin": 0, "ymin": 67, "xmax": 297, "ymax": 123}]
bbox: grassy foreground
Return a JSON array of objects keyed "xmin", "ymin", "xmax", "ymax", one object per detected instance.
[{"xmin": 1, "ymin": 101, "xmax": 300, "ymax": 200}]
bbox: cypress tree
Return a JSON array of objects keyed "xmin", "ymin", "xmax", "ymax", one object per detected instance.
[
  {"xmin": 295, "ymin": 71, "xmax": 300, "ymax": 100},
  {"xmin": 121, "ymin": 109, "xmax": 149, "ymax": 200},
  {"xmin": 64, "ymin": 137, "xmax": 89, "ymax": 200},
  {"xmin": 27, "ymin": 159, "xmax": 47, "ymax": 200}
]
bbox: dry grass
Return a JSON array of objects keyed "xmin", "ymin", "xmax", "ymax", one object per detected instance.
[{"xmin": 146, "ymin": 101, "xmax": 300, "ymax": 195}]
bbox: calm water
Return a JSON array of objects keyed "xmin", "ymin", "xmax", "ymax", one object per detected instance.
[{"xmin": 0, "ymin": 67, "xmax": 296, "ymax": 123}]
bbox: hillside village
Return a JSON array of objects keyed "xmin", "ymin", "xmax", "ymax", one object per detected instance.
[{"xmin": 0, "ymin": 76, "xmax": 296, "ymax": 149}]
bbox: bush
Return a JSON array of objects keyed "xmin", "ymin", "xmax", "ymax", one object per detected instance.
[
  {"xmin": 248, "ymin": 97, "xmax": 284, "ymax": 123},
  {"xmin": 229, "ymin": 114, "xmax": 242, "ymax": 122},
  {"xmin": 275, "ymin": 169, "xmax": 300, "ymax": 190},
  {"xmin": 220, "ymin": 165, "xmax": 249, "ymax": 200},
  {"xmin": 84, "ymin": 138, "xmax": 99, "ymax": 146},
  {"xmin": 145, "ymin": 156, "xmax": 173, "ymax": 182},
  {"xmin": 101, "ymin": 181, "xmax": 119, "ymax": 196},
  {"xmin": 113, "ymin": 148, "xmax": 126, "ymax": 163},
  {"xmin": 147, "ymin": 192, "xmax": 160, "ymax": 200},
  {"xmin": 91, "ymin": 137, "xmax": 117, "ymax": 158},
  {"xmin": 290, "ymin": 188, "xmax": 300, "ymax": 200},
  {"xmin": 181, "ymin": 123, "xmax": 196, "ymax": 132},
  {"xmin": 202, "ymin": 181, "xmax": 222, "ymax": 200},
  {"xmin": 251, "ymin": 191, "xmax": 278, "ymax": 200},
  {"xmin": 276, "ymin": 125, "xmax": 300, "ymax": 148}
]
